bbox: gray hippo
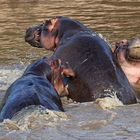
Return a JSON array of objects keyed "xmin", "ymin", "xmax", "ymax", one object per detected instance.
[
  {"xmin": 114, "ymin": 38, "xmax": 140, "ymax": 99},
  {"xmin": 25, "ymin": 16, "xmax": 137, "ymax": 104},
  {"xmin": 0, "ymin": 57, "xmax": 74, "ymax": 121}
]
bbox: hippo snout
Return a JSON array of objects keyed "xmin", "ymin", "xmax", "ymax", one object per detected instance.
[
  {"xmin": 128, "ymin": 38, "xmax": 140, "ymax": 60},
  {"xmin": 25, "ymin": 25, "xmax": 42, "ymax": 48}
]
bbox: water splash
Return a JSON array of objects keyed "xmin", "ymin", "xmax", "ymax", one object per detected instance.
[
  {"xmin": 95, "ymin": 89, "xmax": 123, "ymax": 110},
  {"xmin": 1, "ymin": 106, "xmax": 69, "ymax": 131}
]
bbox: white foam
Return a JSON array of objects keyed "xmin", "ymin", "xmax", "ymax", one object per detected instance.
[
  {"xmin": 2, "ymin": 106, "xmax": 69, "ymax": 131},
  {"xmin": 96, "ymin": 89, "xmax": 123, "ymax": 110},
  {"xmin": 0, "ymin": 67, "xmax": 26, "ymax": 91}
]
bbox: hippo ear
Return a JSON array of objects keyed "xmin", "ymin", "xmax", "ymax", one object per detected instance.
[{"xmin": 47, "ymin": 18, "xmax": 58, "ymax": 32}]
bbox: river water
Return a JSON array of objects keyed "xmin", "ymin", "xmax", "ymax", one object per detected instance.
[{"xmin": 0, "ymin": 0, "xmax": 140, "ymax": 139}]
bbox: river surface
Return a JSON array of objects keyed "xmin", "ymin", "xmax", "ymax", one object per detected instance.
[{"xmin": 0, "ymin": 0, "xmax": 140, "ymax": 139}]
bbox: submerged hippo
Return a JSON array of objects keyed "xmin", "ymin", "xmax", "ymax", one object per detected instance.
[
  {"xmin": 25, "ymin": 16, "xmax": 137, "ymax": 104},
  {"xmin": 0, "ymin": 57, "xmax": 74, "ymax": 121},
  {"xmin": 114, "ymin": 38, "xmax": 140, "ymax": 99}
]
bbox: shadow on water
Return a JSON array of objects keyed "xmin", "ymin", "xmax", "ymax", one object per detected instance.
[{"xmin": 0, "ymin": 0, "xmax": 140, "ymax": 139}]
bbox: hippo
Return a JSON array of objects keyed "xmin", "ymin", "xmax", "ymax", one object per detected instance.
[
  {"xmin": 0, "ymin": 57, "xmax": 74, "ymax": 121},
  {"xmin": 25, "ymin": 16, "xmax": 137, "ymax": 104},
  {"xmin": 114, "ymin": 38, "xmax": 140, "ymax": 99}
]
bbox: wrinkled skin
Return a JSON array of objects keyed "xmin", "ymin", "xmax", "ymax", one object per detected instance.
[
  {"xmin": 25, "ymin": 16, "xmax": 137, "ymax": 104},
  {"xmin": 49, "ymin": 59, "xmax": 75, "ymax": 97},
  {"xmin": 0, "ymin": 57, "xmax": 74, "ymax": 121},
  {"xmin": 113, "ymin": 38, "xmax": 140, "ymax": 99}
]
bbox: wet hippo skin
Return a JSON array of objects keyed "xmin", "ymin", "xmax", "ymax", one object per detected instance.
[
  {"xmin": 25, "ymin": 16, "xmax": 137, "ymax": 104},
  {"xmin": 0, "ymin": 57, "xmax": 65, "ymax": 121},
  {"xmin": 114, "ymin": 38, "xmax": 140, "ymax": 99}
]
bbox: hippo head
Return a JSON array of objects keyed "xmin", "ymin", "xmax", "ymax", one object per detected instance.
[
  {"xmin": 23, "ymin": 57, "xmax": 51, "ymax": 79},
  {"xmin": 49, "ymin": 59, "xmax": 75, "ymax": 97},
  {"xmin": 127, "ymin": 38, "xmax": 140, "ymax": 60},
  {"xmin": 24, "ymin": 57, "xmax": 75, "ymax": 97},
  {"xmin": 25, "ymin": 16, "xmax": 87, "ymax": 51},
  {"xmin": 114, "ymin": 38, "xmax": 140, "ymax": 62}
]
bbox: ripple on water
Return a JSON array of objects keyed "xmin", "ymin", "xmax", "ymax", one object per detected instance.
[{"xmin": 0, "ymin": 0, "xmax": 140, "ymax": 65}]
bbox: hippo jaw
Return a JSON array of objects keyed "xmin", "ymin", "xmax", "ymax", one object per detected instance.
[{"xmin": 40, "ymin": 20, "xmax": 59, "ymax": 51}]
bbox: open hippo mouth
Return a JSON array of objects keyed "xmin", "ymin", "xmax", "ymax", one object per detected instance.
[{"xmin": 25, "ymin": 24, "xmax": 43, "ymax": 48}]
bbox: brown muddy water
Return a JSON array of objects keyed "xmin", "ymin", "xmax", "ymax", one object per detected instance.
[{"xmin": 0, "ymin": 0, "xmax": 140, "ymax": 139}]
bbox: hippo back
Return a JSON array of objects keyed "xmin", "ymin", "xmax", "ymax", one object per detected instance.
[{"xmin": 52, "ymin": 32, "xmax": 137, "ymax": 104}]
